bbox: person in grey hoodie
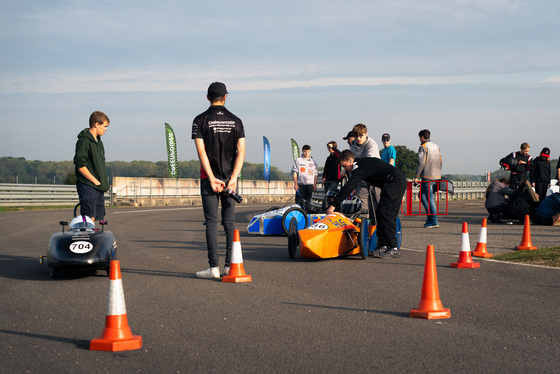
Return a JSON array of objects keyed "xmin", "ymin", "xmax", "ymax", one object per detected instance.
[
  {"xmin": 349, "ymin": 123, "xmax": 381, "ymax": 216},
  {"xmin": 73, "ymin": 111, "xmax": 110, "ymax": 222},
  {"xmin": 413, "ymin": 129, "xmax": 442, "ymax": 228}
]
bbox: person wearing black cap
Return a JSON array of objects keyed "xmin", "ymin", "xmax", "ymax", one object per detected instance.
[
  {"xmin": 192, "ymin": 82, "xmax": 245, "ymax": 279},
  {"xmin": 530, "ymin": 147, "xmax": 551, "ymax": 201},
  {"xmin": 343, "ymin": 131, "xmax": 355, "ymax": 147},
  {"xmin": 326, "ymin": 150, "xmax": 407, "ymax": 258},
  {"xmin": 380, "ymin": 133, "xmax": 396, "ymax": 166}
]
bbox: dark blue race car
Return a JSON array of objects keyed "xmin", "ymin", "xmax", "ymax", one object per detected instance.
[{"xmin": 41, "ymin": 204, "xmax": 117, "ymax": 279}]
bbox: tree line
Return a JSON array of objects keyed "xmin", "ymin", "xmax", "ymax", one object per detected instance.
[
  {"xmin": 3, "ymin": 146, "xmax": 550, "ymax": 185},
  {"xmin": 0, "ymin": 157, "xmax": 291, "ymax": 184}
]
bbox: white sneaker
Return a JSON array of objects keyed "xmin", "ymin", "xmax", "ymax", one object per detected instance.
[
  {"xmin": 196, "ymin": 267, "xmax": 220, "ymax": 279},
  {"xmin": 222, "ymin": 267, "xmax": 230, "ymax": 276}
]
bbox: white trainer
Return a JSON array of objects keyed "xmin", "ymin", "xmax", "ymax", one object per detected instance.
[
  {"xmin": 196, "ymin": 267, "xmax": 220, "ymax": 279},
  {"xmin": 222, "ymin": 267, "xmax": 230, "ymax": 276}
]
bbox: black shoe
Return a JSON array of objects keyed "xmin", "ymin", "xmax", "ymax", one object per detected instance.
[
  {"xmin": 488, "ymin": 214, "xmax": 503, "ymax": 224},
  {"xmin": 379, "ymin": 247, "xmax": 400, "ymax": 258},
  {"xmin": 369, "ymin": 246, "xmax": 386, "ymax": 258}
]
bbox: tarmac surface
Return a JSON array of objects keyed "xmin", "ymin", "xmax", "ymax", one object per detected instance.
[{"xmin": 1, "ymin": 200, "xmax": 559, "ymax": 373}]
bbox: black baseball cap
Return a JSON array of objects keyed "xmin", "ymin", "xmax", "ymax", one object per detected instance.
[
  {"xmin": 207, "ymin": 82, "xmax": 228, "ymax": 98},
  {"xmin": 382, "ymin": 133, "xmax": 390, "ymax": 141},
  {"xmin": 343, "ymin": 131, "xmax": 355, "ymax": 140}
]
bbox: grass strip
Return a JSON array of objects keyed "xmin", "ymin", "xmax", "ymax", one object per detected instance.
[{"xmin": 493, "ymin": 247, "xmax": 560, "ymax": 267}]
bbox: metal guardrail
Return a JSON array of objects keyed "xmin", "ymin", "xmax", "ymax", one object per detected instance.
[
  {"xmin": 309, "ymin": 180, "xmax": 489, "ymax": 211},
  {"xmin": 0, "ymin": 183, "xmax": 109, "ymax": 207},
  {"xmin": 0, "ymin": 180, "xmax": 489, "ymax": 207}
]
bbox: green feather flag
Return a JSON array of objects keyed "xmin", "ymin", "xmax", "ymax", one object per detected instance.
[{"xmin": 165, "ymin": 123, "xmax": 178, "ymax": 179}]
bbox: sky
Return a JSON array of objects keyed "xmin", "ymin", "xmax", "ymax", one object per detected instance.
[{"xmin": 1, "ymin": 0, "xmax": 559, "ymax": 176}]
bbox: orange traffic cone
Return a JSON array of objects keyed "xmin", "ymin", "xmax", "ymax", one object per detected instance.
[
  {"xmin": 472, "ymin": 218, "xmax": 492, "ymax": 258},
  {"xmin": 514, "ymin": 215, "xmax": 537, "ymax": 251},
  {"xmin": 410, "ymin": 245, "xmax": 451, "ymax": 319},
  {"xmin": 90, "ymin": 261, "xmax": 142, "ymax": 351},
  {"xmin": 451, "ymin": 222, "xmax": 480, "ymax": 268},
  {"xmin": 222, "ymin": 229, "xmax": 252, "ymax": 283}
]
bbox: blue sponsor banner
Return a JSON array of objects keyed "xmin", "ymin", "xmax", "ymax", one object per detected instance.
[{"xmin": 263, "ymin": 136, "xmax": 271, "ymax": 182}]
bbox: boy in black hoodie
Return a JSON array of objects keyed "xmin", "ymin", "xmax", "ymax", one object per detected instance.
[
  {"xmin": 322, "ymin": 141, "xmax": 341, "ymax": 194},
  {"xmin": 73, "ymin": 111, "xmax": 110, "ymax": 222},
  {"xmin": 326, "ymin": 150, "xmax": 406, "ymax": 259}
]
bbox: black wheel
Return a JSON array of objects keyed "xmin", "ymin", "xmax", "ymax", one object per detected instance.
[
  {"xmin": 358, "ymin": 218, "xmax": 369, "ymax": 260},
  {"xmin": 288, "ymin": 217, "xmax": 299, "ymax": 259},
  {"xmin": 282, "ymin": 206, "xmax": 308, "ymax": 235},
  {"xmin": 49, "ymin": 267, "xmax": 58, "ymax": 279}
]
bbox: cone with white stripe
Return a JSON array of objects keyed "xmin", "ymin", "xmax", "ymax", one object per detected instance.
[
  {"xmin": 222, "ymin": 229, "xmax": 252, "ymax": 283},
  {"xmin": 472, "ymin": 218, "xmax": 492, "ymax": 258},
  {"xmin": 451, "ymin": 222, "xmax": 480, "ymax": 268},
  {"xmin": 90, "ymin": 260, "xmax": 142, "ymax": 351}
]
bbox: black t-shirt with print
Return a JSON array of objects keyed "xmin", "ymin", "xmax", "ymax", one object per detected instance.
[{"xmin": 192, "ymin": 105, "xmax": 245, "ymax": 181}]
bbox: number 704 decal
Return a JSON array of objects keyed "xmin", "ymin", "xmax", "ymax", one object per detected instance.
[{"xmin": 70, "ymin": 241, "xmax": 94, "ymax": 254}]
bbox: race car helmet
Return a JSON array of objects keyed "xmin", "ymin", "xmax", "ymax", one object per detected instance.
[
  {"xmin": 340, "ymin": 196, "xmax": 362, "ymax": 215},
  {"xmin": 499, "ymin": 152, "xmax": 517, "ymax": 171},
  {"xmin": 69, "ymin": 215, "xmax": 95, "ymax": 230}
]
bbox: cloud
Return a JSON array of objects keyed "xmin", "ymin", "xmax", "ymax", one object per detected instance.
[{"xmin": 2, "ymin": 66, "xmax": 559, "ymax": 95}]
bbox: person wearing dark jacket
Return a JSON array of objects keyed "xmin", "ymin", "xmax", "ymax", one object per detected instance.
[
  {"xmin": 485, "ymin": 178, "xmax": 515, "ymax": 223},
  {"xmin": 508, "ymin": 142, "xmax": 531, "ymax": 190},
  {"xmin": 73, "ymin": 111, "xmax": 110, "ymax": 221},
  {"xmin": 530, "ymin": 147, "xmax": 551, "ymax": 201},
  {"xmin": 326, "ymin": 150, "xmax": 406, "ymax": 259},
  {"xmin": 322, "ymin": 141, "xmax": 341, "ymax": 194}
]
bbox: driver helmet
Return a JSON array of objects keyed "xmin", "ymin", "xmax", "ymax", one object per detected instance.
[{"xmin": 69, "ymin": 215, "xmax": 95, "ymax": 230}]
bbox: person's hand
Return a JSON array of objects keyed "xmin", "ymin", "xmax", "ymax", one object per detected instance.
[
  {"xmin": 413, "ymin": 177, "xmax": 420, "ymax": 184},
  {"xmin": 226, "ymin": 179, "xmax": 238, "ymax": 193},
  {"xmin": 294, "ymin": 184, "xmax": 299, "ymax": 191},
  {"xmin": 322, "ymin": 178, "xmax": 326, "ymax": 183},
  {"xmin": 326, "ymin": 205, "xmax": 335, "ymax": 215},
  {"xmin": 313, "ymin": 185, "xmax": 317, "ymax": 192},
  {"xmin": 210, "ymin": 177, "xmax": 225, "ymax": 193}
]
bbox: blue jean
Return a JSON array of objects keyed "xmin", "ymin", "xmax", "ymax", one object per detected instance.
[
  {"xmin": 420, "ymin": 180, "xmax": 438, "ymax": 225},
  {"xmin": 200, "ymin": 178, "xmax": 236, "ymax": 268},
  {"xmin": 76, "ymin": 182, "xmax": 105, "ymax": 221}
]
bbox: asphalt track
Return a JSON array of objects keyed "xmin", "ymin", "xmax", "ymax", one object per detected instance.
[{"xmin": 1, "ymin": 200, "xmax": 559, "ymax": 373}]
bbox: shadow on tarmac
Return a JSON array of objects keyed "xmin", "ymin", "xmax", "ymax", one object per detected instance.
[
  {"xmin": 282, "ymin": 302, "xmax": 410, "ymax": 318},
  {"xmin": 0, "ymin": 329, "xmax": 90, "ymax": 350}
]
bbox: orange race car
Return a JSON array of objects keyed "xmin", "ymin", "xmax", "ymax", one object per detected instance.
[
  {"xmin": 287, "ymin": 196, "xmax": 402, "ymax": 260},
  {"xmin": 287, "ymin": 196, "xmax": 370, "ymax": 259}
]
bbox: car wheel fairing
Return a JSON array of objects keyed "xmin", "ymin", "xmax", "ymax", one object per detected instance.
[
  {"xmin": 282, "ymin": 207, "xmax": 308, "ymax": 235},
  {"xmin": 288, "ymin": 217, "xmax": 299, "ymax": 259},
  {"xmin": 358, "ymin": 218, "xmax": 369, "ymax": 259}
]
